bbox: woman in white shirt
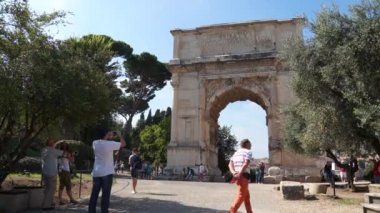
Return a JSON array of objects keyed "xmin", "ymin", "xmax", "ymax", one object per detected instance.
[{"xmin": 58, "ymin": 143, "xmax": 78, "ymax": 205}]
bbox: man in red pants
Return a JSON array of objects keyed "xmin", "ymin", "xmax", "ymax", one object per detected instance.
[{"xmin": 229, "ymin": 139, "xmax": 253, "ymax": 213}]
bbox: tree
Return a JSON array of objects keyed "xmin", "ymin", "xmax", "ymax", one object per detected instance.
[
  {"xmin": 217, "ymin": 126, "xmax": 238, "ymax": 174},
  {"xmin": 119, "ymin": 52, "xmax": 171, "ymax": 132},
  {"xmin": 165, "ymin": 107, "xmax": 172, "ymax": 117},
  {"xmin": 146, "ymin": 109, "xmax": 153, "ymax": 125},
  {"xmin": 284, "ymin": 0, "xmax": 380, "ymax": 163},
  {"xmin": 136, "ymin": 113, "xmax": 146, "ymax": 130},
  {"xmin": 139, "ymin": 117, "xmax": 171, "ymax": 167},
  {"xmin": 152, "ymin": 109, "xmax": 162, "ymax": 124},
  {"xmin": 0, "ymin": 1, "xmax": 128, "ymax": 185}
]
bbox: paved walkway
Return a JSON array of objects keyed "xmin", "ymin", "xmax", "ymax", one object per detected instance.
[{"xmin": 25, "ymin": 176, "xmax": 362, "ymax": 213}]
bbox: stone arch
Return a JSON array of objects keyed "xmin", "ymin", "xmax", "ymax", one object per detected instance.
[
  {"xmin": 206, "ymin": 85, "xmax": 270, "ymax": 122},
  {"xmin": 166, "ymin": 18, "xmax": 321, "ymax": 178}
]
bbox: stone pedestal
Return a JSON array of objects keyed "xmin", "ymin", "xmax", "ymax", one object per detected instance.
[
  {"xmin": 14, "ymin": 186, "xmax": 44, "ymax": 209},
  {"xmin": 0, "ymin": 190, "xmax": 28, "ymax": 213},
  {"xmin": 369, "ymin": 184, "xmax": 380, "ymax": 193},
  {"xmin": 307, "ymin": 183, "xmax": 329, "ymax": 194},
  {"xmin": 280, "ymin": 181, "xmax": 304, "ymax": 200}
]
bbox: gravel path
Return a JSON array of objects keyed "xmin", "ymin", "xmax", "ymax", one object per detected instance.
[{"xmin": 25, "ymin": 176, "xmax": 362, "ymax": 213}]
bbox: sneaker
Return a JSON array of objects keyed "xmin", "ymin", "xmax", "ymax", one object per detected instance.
[{"xmin": 131, "ymin": 190, "xmax": 136, "ymax": 194}]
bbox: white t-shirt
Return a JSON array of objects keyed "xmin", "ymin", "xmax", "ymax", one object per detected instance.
[
  {"xmin": 230, "ymin": 148, "xmax": 253, "ymax": 173},
  {"xmin": 59, "ymin": 155, "xmax": 70, "ymax": 172},
  {"xmin": 92, "ymin": 140, "xmax": 121, "ymax": 177}
]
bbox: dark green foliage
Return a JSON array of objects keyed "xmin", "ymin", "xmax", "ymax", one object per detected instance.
[
  {"xmin": 0, "ymin": 0, "xmax": 129, "ymax": 185},
  {"xmin": 136, "ymin": 113, "xmax": 146, "ymax": 130},
  {"xmin": 284, "ymin": 0, "xmax": 380, "ymax": 157},
  {"xmin": 217, "ymin": 126, "xmax": 238, "ymax": 174},
  {"xmin": 119, "ymin": 52, "xmax": 171, "ymax": 133},
  {"xmin": 165, "ymin": 107, "xmax": 172, "ymax": 117},
  {"xmin": 139, "ymin": 117, "xmax": 171, "ymax": 166},
  {"xmin": 146, "ymin": 110, "xmax": 153, "ymax": 125},
  {"xmin": 153, "ymin": 109, "xmax": 162, "ymax": 124}
]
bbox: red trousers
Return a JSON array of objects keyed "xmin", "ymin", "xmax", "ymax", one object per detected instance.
[{"xmin": 230, "ymin": 177, "xmax": 253, "ymax": 213}]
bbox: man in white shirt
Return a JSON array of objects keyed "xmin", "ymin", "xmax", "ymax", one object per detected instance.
[
  {"xmin": 228, "ymin": 139, "xmax": 253, "ymax": 213},
  {"xmin": 88, "ymin": 129, "xmax": 126, "ymax": 213}
]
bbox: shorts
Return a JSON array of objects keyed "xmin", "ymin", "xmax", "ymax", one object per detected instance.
[
  {"xmin": 59, "ymin": 171, "xmax": 71, "ymax": 190},
  {"xmin": 131, "ymin": 169, "xmax": 138, "ymax": 178}
]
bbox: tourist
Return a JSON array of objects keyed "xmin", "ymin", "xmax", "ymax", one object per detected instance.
[
  {"xmin": 120, "ymin": 162, "xmax": 125, "ymax": 173},
  {"xmin": 185, "ymin": 167, "xmax": 195, "ymax": 181},
  {"xmin": 259, "ymin": 162, "xmax": 265, "ymax": 183},
  {"xmin": 145, "ymin": 162, "xmax": 152, "ymax": 180},
  {"xmin": 339, "ymin": 165, "xmax": 347, "ymax": 182},
  {"xmin": 198, "ymin": 163, "xmax": 207, "ymax": 181},
  {"xmin": 88, "ymin": 129, "xmax": 126, "ymax": 213},
  {"xmin": 41, "ymin": 139, "xmax": 64, "ymax": 210},
  {"xmin": 255, "ymin": 166, "xmax": 261, "ymax": 183},
  {"xmin": 228, "ymin": 139, "xmax": 253, "ymax": 213},
  {"xmin": 323, "ymin": 161, "xmax": 334, "ymax": 185},
  {"xmin": 58, "ymin": 143, "xmax": 78, "ymax": 205},
  {"xmin": 129, "ymin": 148, "xmax": 142, "ymax": 194},
  {"xmin": 372, "ymin": 156, "xmax": 380, "ymax": 183}
]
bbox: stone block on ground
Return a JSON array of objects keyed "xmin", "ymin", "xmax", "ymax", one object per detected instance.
[
  {"xmin": 364, "ymin": 193, "xmax": 380, "ymax": 204},
  {"xmin": 0, "ymin": 190, "xmax": 28, "ymax": 213},
  {"xmin": 362, "ymin": 203, "xmax": 380, "ymax": 213},
  {"xmin": 305, "ymin": 176, "xmax": 321, "ymax": 183},
  {"xmin": 275, "ymin": 175, "xmax": 284, "ymax": 183},
  {"xmin": 14, "ymin": 186, "xmax": 44, "ymax": 209},
  {"xmin": 281, "ymin": 182, "xmax": 304, "ymax": 200},
  {"xmin": 307, "ymin": 183, "xmax": 329, "ymax": 195},
  {"xmin": 263, "ymin": 176, "xmax": 276, "ymax": 184},
  {"xmin": 369, "ymin": 184, "xmax": 380, "ymax": 193},
  {"xmin": 268, "ymin": 167, "xmax": 282, "ymax": 176}
]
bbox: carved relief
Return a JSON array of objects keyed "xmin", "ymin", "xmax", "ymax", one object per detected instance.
[{"xmin": 205, "ymin": 77, "xmax": 268, "ymax": 102}]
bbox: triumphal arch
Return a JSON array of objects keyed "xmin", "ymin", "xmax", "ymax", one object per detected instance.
[{"xmin": 166, "ymin": 18, "xmax": 320, "ymax": 177}]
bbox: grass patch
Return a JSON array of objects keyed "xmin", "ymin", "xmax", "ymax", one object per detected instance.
[
  {"xmin": 336, "ymin": 197, "xmax": 362, "ymax": 205},
  {"xmin": 72, "ymin": 173, "xmax": 92, "ymax": 183},
  {"xmin": 8, "ymin": 173, "xmax": 41, "ymax": 180}
]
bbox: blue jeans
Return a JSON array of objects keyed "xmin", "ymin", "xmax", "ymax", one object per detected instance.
[{"xmin": 88, "ymin": 174, "xmax": 113, "ymax": 213}]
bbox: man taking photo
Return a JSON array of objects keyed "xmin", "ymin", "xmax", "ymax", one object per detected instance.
[{"xmin": 88, "ymin": 129, "xmax": 126, "ymax": 213}]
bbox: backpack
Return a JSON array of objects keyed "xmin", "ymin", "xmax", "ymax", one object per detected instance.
[{"xmin": 132, "ymin": 155, "xmax": 142, "ymax": 170}]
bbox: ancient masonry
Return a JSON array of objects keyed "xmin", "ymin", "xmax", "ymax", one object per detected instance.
[{"xmin": 166, "ymin": 18, "xmax": 323, "ymax": 177}]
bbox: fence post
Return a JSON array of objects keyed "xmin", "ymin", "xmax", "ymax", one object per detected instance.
[{"xmin": 79, "ymin": 171, "xmax": 82, "ymax": 198}]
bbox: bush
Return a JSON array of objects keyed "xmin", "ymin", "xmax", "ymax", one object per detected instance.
[
  {"xmin": 14, "ymin": 157, "xmax": 41, "ymax": 173},
  {"xmin": 71, "ymin": 143, "xmax": 94, "ymax": 170},
  {"xmin": 364, "ymin": 162, "xmax": 374, "ymax": 181}
]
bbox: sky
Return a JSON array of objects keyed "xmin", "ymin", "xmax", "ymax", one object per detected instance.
[{"xmin": 29, "ymin": 0, "xmax": 360, "ymax": 158}]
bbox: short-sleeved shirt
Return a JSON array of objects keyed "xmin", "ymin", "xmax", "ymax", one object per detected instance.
[
  {"xmin": 129, "ymin": 154, "xmax": 140, "ymax": 170},
  {"xmin": 92, "ymin": 140, "xmax": 120, "ymax": 177},
  {"xmin": 230, "ymin": 148, "xmax": 253, "ymax": 173},
  {"xmin": 59, "ymin": 156, "xmax": 70, "ymax": 172},
  {"xmin": 41, "ymin": 147, "xmax": 63, "ymax": 177}
]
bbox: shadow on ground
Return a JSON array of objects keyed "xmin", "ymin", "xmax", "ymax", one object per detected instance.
[{"xmin": 24, "ymin": 194, "xmax": 226, "ymax": 213}]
